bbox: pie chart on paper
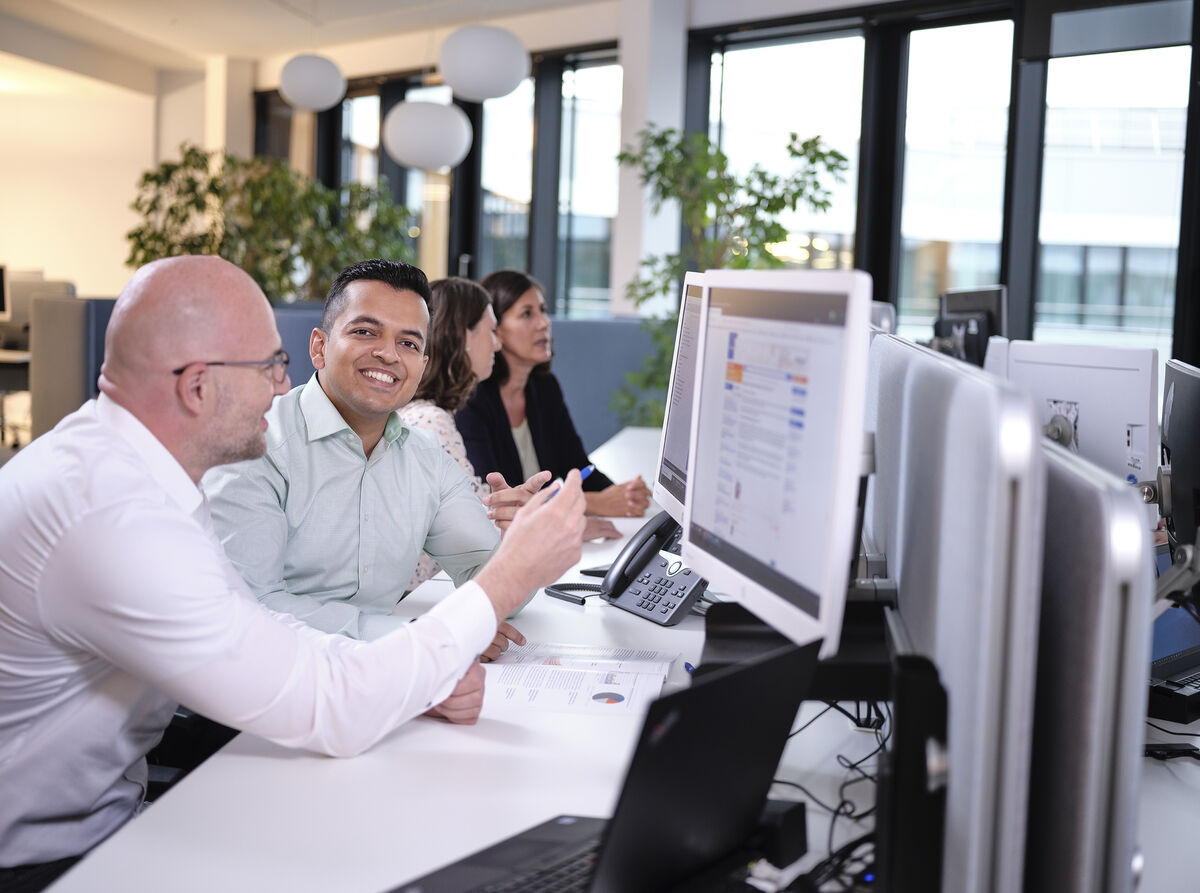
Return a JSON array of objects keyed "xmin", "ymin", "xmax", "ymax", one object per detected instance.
[{"xmin": 592, "ymin": 691, "xmax": 625, "ymax": 704}]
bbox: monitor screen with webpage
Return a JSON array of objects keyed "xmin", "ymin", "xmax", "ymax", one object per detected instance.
[
  {"xmin": 651, "ymin": 272, "xmax": 705, "ymax": 524},
  {"xmin": 681, "ymin": 269, "xmax": 871, "ymax": 659}
]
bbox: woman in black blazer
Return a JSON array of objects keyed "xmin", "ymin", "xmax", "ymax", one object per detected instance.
[{"xmin": 456, "ymin": 270, "xmax": 651, "ymax": 520}]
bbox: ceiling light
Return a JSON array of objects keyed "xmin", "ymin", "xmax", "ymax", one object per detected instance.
[
  {"xmin": 438, "ymin": 25, "xmax": 529, "ymax": 102},
  {"xmin": 382, "ymin": 101, "xmax": 473, "ymax": 171},
  {"xmin": 278, "ymin": 53, "xmax": 346, "ymax": 112}
]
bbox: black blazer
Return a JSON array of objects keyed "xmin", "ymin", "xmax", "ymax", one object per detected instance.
[{"xmin": 456, "ymin": 374, "xmax": 613, "ymax": 493}]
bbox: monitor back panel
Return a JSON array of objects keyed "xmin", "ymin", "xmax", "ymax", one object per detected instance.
[
  {"xmin": 1024, "ymin": 443, "xmax": 1151, "ymax": 893},
  {"xmin": 865, "ymin": 334, "xmax": 1045, "ymax": 893}
]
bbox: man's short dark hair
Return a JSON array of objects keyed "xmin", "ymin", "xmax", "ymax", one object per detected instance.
[{"xmin": 321, "ymin": 259, "xmax": 432, "ymax": 331}]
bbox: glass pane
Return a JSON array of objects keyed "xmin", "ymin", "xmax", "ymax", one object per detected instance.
[
  {"xmin": 340, "ymin": 94, "xmax": 380, "ymax": 186},
  {"xmin": 1034, "ymin": 44, "xmax": 1189, "ymax": 367},
  {"xmin": 557, "ymin": 63, "xmax": 622, "ymax": 319},
  {"xmin": 404, "ymin": 84, "xmax": 454, "ymax": 280},
  {"xmin": 709, "ymin": 35, "xmax": 863, "ymax": 273},
  {"xmin": 896, "ymin": 19, "xmax": 1013, "ymax": 337},
  {"xmin": 480, "ymin": 78, "xmax": 534, "ymax": 277}
]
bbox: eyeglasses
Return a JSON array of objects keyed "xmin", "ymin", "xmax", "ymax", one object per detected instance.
[{"xmin": 172, "ymin": 349, "xmax": 291, "ymax": 384}]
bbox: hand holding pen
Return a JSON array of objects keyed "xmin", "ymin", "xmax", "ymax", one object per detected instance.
[{"xmin": 547, "ymin": 465, "xmax": 594, "ymax": 499}]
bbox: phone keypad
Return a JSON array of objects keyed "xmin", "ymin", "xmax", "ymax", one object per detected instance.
[{"xmin": 614, "ymin": 556, "xmax": 705, "ymax": 626}]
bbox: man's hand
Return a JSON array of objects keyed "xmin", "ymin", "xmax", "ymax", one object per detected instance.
[
  {"xmin": 425, "ymin": 662, "xmax": 485, "ymax": 724},
  {"xmin": 475, "ymin": 469, "xmax": 587, "ymax": 620},
  {"xmin": 480, "ymin": 621, "xmax": 526, "ymax": 662},
  {"xmin": 483, "ymin": 470, "xmax": 553, "ymax": 533},
  {"xmin": 585, "ymin": 476, "xmax": 651, "ymax": 517},
  {"xmin": 583, "ymin": 517, "xmax": 622, "ymax": 541}
]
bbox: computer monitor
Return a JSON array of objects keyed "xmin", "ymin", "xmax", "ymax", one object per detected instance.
[
  {"xmin": 1, "ymin": 277, "xmax": 74, "ymax": 350},
  {"xmin": 1023, "ymin": 442, "xmax": 1152, "ymax": 893},
  {"xmin": 651, "ymin": 272, "xmax": 705, "ymax": 524},
  {"xmin": 932, "ymin": 285, "xmax": 1007, "ymax": 366},
  {"xmin": 681, "ymin": 268, "xmax": 871, "ymax": 660},
  {"xmin": 0, "ymin": 266, "xmax": 9, "ymax": 325},
  {"xmin": 999, "ymin": 341, "xmax": 1158, "ymax": 495},
  {"xmin": 863, "ymin": 333, "xmax": 1044, "ymax": 893},
  {"xmin": 1162, "ymin": 359, "xmax": 1200, "ymax": 554}
]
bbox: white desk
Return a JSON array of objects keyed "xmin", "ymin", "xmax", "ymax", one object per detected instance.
[
  {"xmin": 1139, "ymin": 719, "xmax": 1200, "ymax": 890},
  {"xmin": 48, "ymin": 428, "xmax": 880, "ymax": 892},
  {"xmin": 50, "ymin": 425, "xmax": 1198, "ymax": 892}
]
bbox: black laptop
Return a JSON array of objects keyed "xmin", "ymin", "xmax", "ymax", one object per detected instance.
[
  {"xmin": 1149, "ymin": 542, "xmax": 1200, "ymax": 722},
  {"xmin": 388, "ymin": 642, "xmax": 819, "ymax": 893}
]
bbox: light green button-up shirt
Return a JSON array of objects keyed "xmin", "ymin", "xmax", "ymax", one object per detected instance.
[{"xmin": 202, "ymin": 375, "xmax": 500, "ymax": 640}]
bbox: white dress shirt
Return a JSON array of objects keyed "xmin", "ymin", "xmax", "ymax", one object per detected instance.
[{"xmin": 0, "ymin": 396, "xmax": 497, "ymax": 867}]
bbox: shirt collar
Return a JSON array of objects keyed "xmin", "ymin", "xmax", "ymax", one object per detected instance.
[
  {"xmin": 96, "ymin": 393, "xmax": 204, "ymax": 515},
  {"xmin": 298, "ymin": 373, "xmax": 408, "ymax": 447}
]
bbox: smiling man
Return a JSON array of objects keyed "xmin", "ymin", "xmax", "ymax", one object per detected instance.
[
  {"xmin": 202, "ymin": 260, "xmax": 546, "ymax": 650},
  {"xmin": 0, "ymin": 256, "xmax": 587, "ymax": 891}
]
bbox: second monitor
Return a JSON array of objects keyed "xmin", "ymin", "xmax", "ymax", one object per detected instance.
[{"xmin": 681, "ymin": 268, "xmax": 872, "ymax": 659}]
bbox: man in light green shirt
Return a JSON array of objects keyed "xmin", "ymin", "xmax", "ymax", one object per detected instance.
[{"xmin": 203, "ymin": 260, "xmax": 547, "ymax": 647}]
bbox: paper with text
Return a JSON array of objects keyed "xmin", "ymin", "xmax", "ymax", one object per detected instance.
[{"xmin": 481, "ymin": 662, "xmax": 665, "ymax": 714}]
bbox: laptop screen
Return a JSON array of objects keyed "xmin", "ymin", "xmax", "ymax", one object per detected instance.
[{"xmin": 1151, "ymin": 543, "xmax": 1200, "ymax": 667}]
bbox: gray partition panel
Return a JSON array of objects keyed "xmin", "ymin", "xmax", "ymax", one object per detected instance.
[
  {"xmin": 548, "ymin": 317, "xmax": 655, "ymax": 451},
  {"xmin": 36, "ymin": 299, "xmax": 654, "ymax": 452},
  {"xmin": 30, "ymin": 297, "xmax": 113, "ymax": 439}
]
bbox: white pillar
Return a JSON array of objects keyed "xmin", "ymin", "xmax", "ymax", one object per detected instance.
[
  {"xmin": 205, "ymin": 56, "xmax": 255, "ymax": 158},
  {"xmin": 610, "ymin": 0, "xmax": 688, "ymax": 317}
]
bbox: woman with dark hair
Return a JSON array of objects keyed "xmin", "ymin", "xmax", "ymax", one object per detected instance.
[
  {"xmin": 399, "ymin": 277, "xmax": 502, "ymax": 498},
  {"xmin": 456, "ymin": 269, "xmax": 652, "ymax": 519},
  {"xmin": 400, "ymin": 278, "xmax": 617, "ymax": 590}
]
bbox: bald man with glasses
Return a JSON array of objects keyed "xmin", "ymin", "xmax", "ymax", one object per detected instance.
[{"xmin": 0, "ymin": 256, "xmax": 586, "ymax": 892}]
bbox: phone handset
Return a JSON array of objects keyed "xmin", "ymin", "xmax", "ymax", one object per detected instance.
[{"xmin": 545, "ymin": 510, "xmax": 707, "ymax": 626}]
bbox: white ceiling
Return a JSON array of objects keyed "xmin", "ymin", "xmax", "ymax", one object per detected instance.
[{"xmin": 0, "ymin": 0, "xmax": 593, "ymax": 71}]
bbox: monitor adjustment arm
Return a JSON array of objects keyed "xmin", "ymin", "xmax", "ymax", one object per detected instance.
[
  {"xmin": 1137, "ymin": 464, "xmax": 1171, "ymax": 519},
  {"xmin": 1154, "ymin": 536, "xmax": 1200, "ymax": 624}
]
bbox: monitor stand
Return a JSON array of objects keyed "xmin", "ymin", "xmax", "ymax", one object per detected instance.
[{"xmin": 697, "ymin": 601, "xmax": 946, "ymax": 893}]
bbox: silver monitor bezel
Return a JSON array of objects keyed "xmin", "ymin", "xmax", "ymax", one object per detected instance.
[{"xmin": 681, "ymin": 268, "xmax": 872, "ymax": 660}]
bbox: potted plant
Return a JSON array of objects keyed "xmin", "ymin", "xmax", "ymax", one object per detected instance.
[
  {"xmin": 613, "ymin": 125, "xmax": 847, "ymax": 425},
  {"xmin": 126, "ymin": 143, "xmax": 415, "ymax": 302}
]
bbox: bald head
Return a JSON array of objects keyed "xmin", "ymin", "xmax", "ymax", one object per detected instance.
[
  {"xmin": 102, "ymin": 256, "xmax": 272, "ymax": 390},
  {"xmin": 98, "ymin": 256, "xmax": 287, "ymax": 482}
]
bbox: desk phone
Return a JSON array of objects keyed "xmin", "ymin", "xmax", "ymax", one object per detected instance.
[{"xmin": 545, "ymin": 511, "xmax": 707, "ymax": 626}]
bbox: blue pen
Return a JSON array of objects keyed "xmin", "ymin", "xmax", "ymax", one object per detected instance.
[
  {"xmin": 548, "ymin": 465, "xmax": 593, "ymax": 499},
  {"xmin": 684, "ymin": 662, "xmax": 695, "ymax": 675}
]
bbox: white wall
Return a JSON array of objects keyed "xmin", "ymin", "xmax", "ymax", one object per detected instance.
[
  {"xmin": 157, "ymin": 69, "xmax": 206, "ymax": 162},
  {"xmin": 0, "ymin": 86, "xmax": 155, "ymax": 295}
]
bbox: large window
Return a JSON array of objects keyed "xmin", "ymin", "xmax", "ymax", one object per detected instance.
[
  {"xmin": 480, "ymin": 79, "xmax": 534, "ymax": 275},
  {"xmin": 1033, "ymin": 44, "xmax": 1190, "ymax": 362},
  {"xmin": 896, "ymin": 19, "xmax": 1013, "ymax": 331},
  {"xmin": 340, "ymin": 93, "xmax": 380, "ymax": 187},
  {"xmin": 557, "ymin": 62, "xmax": 622, "ymax": 318},
  {"xmin": 709, "ymin": 34, "xmax": 864, "ymax": 272}
]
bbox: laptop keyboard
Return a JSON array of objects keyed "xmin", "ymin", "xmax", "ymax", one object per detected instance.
[
  {"xmin": 479, "ymin": 839, "xmax": 600, "ymax": 893},
  {"xmin": 1178, "ymin": 671, "xmax": 1200, "ymax": 687}
]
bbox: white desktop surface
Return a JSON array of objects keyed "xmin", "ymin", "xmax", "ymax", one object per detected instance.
[
  {"xmin": 48, "ymin": 426, "xmax": 1194, "ymax": 892},
  {"xmin": 1140, "ymin": 720, "xmax": 1200, "ymax": 890}
]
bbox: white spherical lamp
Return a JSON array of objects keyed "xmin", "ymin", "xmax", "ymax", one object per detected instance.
[
  {"xmin": 278, "ymin": 54, "xmax": 346, "ymax": 112},
  {"xmin": 381, "ymin": 101, "xmax": 473, "ymax": 171},
  {"xmin": 438, "ymin": 25, "xmax": 529, "ymax": 102}
]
